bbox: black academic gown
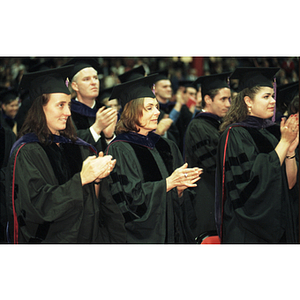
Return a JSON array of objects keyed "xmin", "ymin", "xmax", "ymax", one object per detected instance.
[
  {"xmin": 175, "ymin": 105, "xmax": 193, "ymax": 154},
  {"xmin": 215, "ymin": 116, "xmax": 299, "ymax": 244},
  {"xmin": 106, "ymin": 131, "xmax": 196, "ymax": 244},
  {"xmin": 157, "ymin": 110, "xmax": 180, "ymax": 146},
  {"xmin": 184, "ymin": 112, "xmax": 222, "ymax": 239},
  {"xmin": 0, "ymin": 119, "xmax": 16, "ymax": 242},
  {"xmin": 5, "ymin": 133, "xmax": 126, "ymax": 244},
  {"xmin": 1, "ymin": 112, "xmax": 16, "ymax": 132},
  {"xmin": 71, "ymin": 98, "xmax": 108, "ymax": 152}
]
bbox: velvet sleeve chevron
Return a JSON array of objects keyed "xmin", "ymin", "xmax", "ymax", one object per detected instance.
[
  {"xmin": 185, "ymin": 118, "xmax": 219, "ymax": 173},
  {"xmin": 107, "ymin": 141, "xmax": 168, "ymax": 224},
  {"xmin": 220, "ymin": 126, "xmax": 286, "ymax": 242}
]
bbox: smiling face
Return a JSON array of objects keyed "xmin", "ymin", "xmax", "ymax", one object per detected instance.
[
  {"xmin": 43, "ymin": 93, "xmax": 72, "ymax": 135},
  {"xmin": 136, "ymin": 97, "xmax": 160, "ymax": 136},
  {"xmin": 1, "ymin": 98, "xmax": 19, "ymax": 119},
  {"xmin": 244, "ymin": 86, "xmax": 275, "ymax": 119}
]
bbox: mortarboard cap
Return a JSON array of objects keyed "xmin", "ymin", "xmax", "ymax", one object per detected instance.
[
  {"xmin": 193, "ymin": 72, "xmax": 231, "ymax": 98},
  {"xmin": 63, "ymin": 58, "xmax": 101, "ymax": 81},
  {"xmin": 277, "ymin": 81, "xmax": 299, "ymax": 108},
  {"xmin": 28, "ymin": 59, "xmax": 55, "ymax": 72},
  {"xmin": 229, "ymin": 67, "xmax": 280, "ymax": 92},
  {"xmin": 109, "ymin": 74, "xmax": 158, "ymax": 108},
  {"xmin": 99, "ymin": 86, "xmax": 114, "ymax": 102},
  {"xmin": 193, "ymin": 72, "xmax": 231, "ymax": 90},
  {"xmin": 154, "ymin": 70, "xmax": 169, "ymax": 83},
  {"xmin": 118, "ymin": 65, "xmax": 146, "ymax": 83},
  {"xmin": 178, "ymin": 80, "xmax": 197, "ymax": 89},
  {"xmin": 0, "ymin": 88, "xmax": 19, "ymax": 104},
  {"xmin": 19, "ymin": 66, "xmax": 73, "ymax": 101}
]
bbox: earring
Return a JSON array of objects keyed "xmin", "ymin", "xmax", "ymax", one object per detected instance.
[{"xmin": 248, "ymin": 106, "xmax": 252, "ymax": 114}]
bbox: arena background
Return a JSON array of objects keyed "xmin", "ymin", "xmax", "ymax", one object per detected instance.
[{"xmin": 1, "ymin": 56, "xmax": 298, "ymax": 93}]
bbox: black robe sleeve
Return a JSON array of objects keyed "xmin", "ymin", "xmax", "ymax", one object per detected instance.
[
  {"xmin": 71, "ymin": 112, "xmax": 108, "ymax": 152},
  {"xmin": 185, "ymin": 118, "xmax": 219, "ymax": 171}
]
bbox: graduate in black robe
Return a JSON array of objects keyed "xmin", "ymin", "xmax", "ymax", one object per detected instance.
[
  {"xmin": 215, "ymin": 67, "xmax": 299, "ymax": 243},
  {"xmin": 64, "ymin": 58, "xmax": 118, "ymax": 152},
  {"xmin": 5, "ymin": 66, "xmax": 126, "ymax": 243},
  {"xmin": 174, "ymin": 81, "xmax": 197, "ymax": 154},
  {"xmin": 153, "ymin": 71, "xmax": 182, "ymax": 148},
  {"xmin": 106, "ymin": 74, "xmax": 203, "ymax": 243},
  {"xmin": 184, "ymin": 73, "xmax": 231, "ymax": 240}
]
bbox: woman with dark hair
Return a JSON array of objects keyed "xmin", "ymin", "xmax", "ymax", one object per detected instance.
[
  {"xmin": 5, "ymin": 66, "xmax": 126, "ymax": 243},
  {"xmin": 215, "ymin": 67, "xmax": 299, "ymax": 243},
  {"xmin": 106, "ymin": 75, "xmax": 203, "ymax": 243}
]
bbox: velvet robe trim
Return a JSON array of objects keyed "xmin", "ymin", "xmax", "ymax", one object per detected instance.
[
  {"xmin": 10, "ymin": 132, "xmax": 97, "ymax": 157},
  {"xmin": 109, "ymin": 131, "xmax": 174, "ymax": 182}
]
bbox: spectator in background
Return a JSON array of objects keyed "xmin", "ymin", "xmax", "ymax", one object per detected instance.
[
  {"xmin": 175, "ymin": 80, "xmax": 197, "ymax": 154},
  {"xmin": 0, "ymin": 88, "xmax": 19, "ymax": 135},
  {"xmin": 111, "ymin": 59, "xmax": 125, "ymax": 76},
  {"xmin": 281, "ymin": 57, "xmax": 296, "ymax": 79},
  {"xmin": 10, "ymin": 59, "xmax": 25, "ymax": 81},
  {"xmin": 184, "ymin": 73, "xmax": 231, "ymax": 241},
  {"xmin": 180, "ymin": 80, "xmax": 198, "ymax": 113},
  {"xmin": 64, "ymin": 58, "xmax": 118, "ymax": 152},
  {"xmin": 99, "ymin": 87, "xmax": 121, "ymax": 113},
  {"xmin": 192, "ymin": 84, "xmax": 203, "ymax": 117},
  {"xmin": 99, "ymin": 86, "xmax": 121, "ymax": 123},
  {"xmin": 153, "ymin": 71, "xmax": 183, "ymax": 146}
]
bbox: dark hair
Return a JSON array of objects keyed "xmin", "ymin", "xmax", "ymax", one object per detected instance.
[
  {"xmin": 115, "ymin": 98, "xmax": 148, "ymax": 135},
  {"xmin": 287, "ymin": 95, "xmax": 299, "ymax": 116},
  {"xmin": 220, "ymin": 86, "xmax": 261, "ymax": 133},
  {"xmin": 201, "ymin": 88, "xmax": 223, "ymax": 109},
  {"xmin": 1, "ymin": 95, "xmax": 18, "ymax": 106},
  {"xmin": 18, "ymin": 93, "xmax": 77, "ymax": 144}
]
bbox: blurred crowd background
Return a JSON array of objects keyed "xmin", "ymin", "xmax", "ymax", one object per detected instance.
[{"xmin": 1, "ymin": 56, "xmax": 298, "ymax": 96}]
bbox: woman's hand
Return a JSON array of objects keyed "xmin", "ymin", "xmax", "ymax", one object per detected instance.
[
  {"xmin": 80, "ymin": 152, "xmax": 116, "ymax": 186},
  {"xmin": 166, "ymin": 163, "xmax": 203, "ymax": 196},
  {"xmin": 276, "ymin": 113, "xmax": 299, "ymax": 165},
  {"xmin": 280, "ymin": 113, "xmax": 299, "ymax": 145},
  {"xmin": 95, "ymin": 152, "xmax": 116, "ymax": 181}
]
